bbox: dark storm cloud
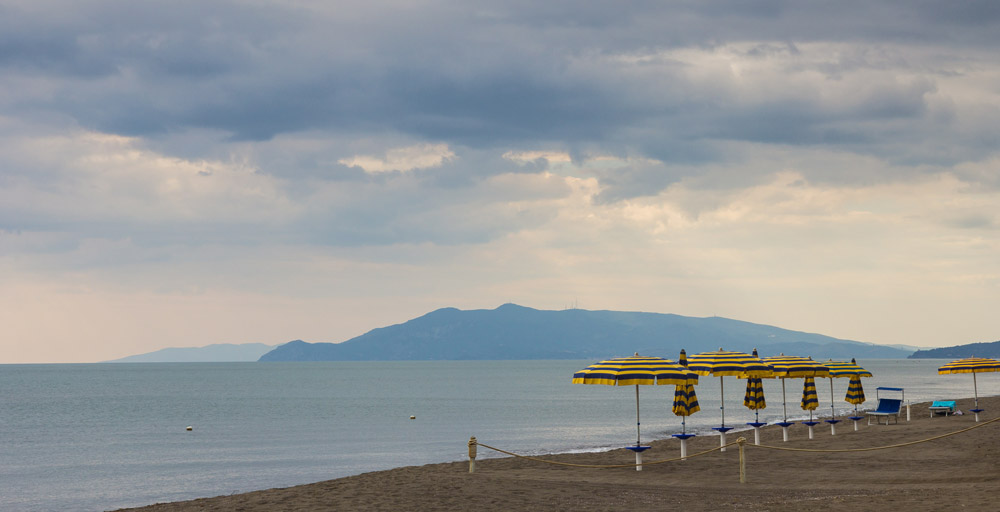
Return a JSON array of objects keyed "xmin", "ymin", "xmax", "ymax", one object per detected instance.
[
  {"xmin": 3, "ymin": 0, "xmax": 1000, "ymax": 224},
  {"xmin": 5, "ymin": 0, "xmax": 996, "ymax": 148}
]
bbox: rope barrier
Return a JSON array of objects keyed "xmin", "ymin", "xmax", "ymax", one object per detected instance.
[
  {"xmin": 749, "ymin": 415, "xmax": 1000, "ymax": 453},
  {"xmin": 469, "ymin": 415, "xmax": 1000, "ymax": 472},
  {"xmin": 473, "ymin": 439, "xmax": 739, "ymax": 469}
]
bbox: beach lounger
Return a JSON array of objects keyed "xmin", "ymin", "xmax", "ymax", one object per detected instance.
[
  {"xmin": 929, "ymin": 400, "xmax": 956, "ymax": 417},
  {"xmin": 866, "ymin": 398, "xmax": 902, "ymax": 425}
]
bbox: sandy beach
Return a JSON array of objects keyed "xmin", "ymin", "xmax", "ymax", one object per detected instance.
[{"xmin": 119, "ymin": 396, "xmax": 1000, "ymax": 511}]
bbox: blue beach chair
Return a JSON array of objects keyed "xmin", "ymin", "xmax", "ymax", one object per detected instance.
[
  {"xmin": 866, "ymin": 387, "xmax": 905, "ymax": 425},
  {"xmin": 929, "ymin": 400, "xmax": 956, "ymax": 417}
]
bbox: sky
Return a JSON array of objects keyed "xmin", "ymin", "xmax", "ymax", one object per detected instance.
[{"xmin": 2, "ymin": 1, "xmax": 1000, "ymax": 363}]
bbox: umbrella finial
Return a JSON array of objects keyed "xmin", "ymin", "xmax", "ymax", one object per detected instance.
[
  {"xmin": 634, "ymin": 352, "xmax": 639, "ymax": 356},
  {"xmin": 752, "ymin": 348, "xmax": 759, "ymax": 357}
]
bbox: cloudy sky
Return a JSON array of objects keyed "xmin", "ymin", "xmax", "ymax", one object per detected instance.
[{"xmin": 2, "ymin": 1, "xmax": 999, "ymax": 363}]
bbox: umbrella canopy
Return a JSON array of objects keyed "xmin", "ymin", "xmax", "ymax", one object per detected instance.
[
  {"xmin": 821, "ymin": 359, "xmax": 872, "ymax": 419},
  {"xmin": 938, "ymin": 357, "xmax": 1000, "ymax": 414},
  {"xmin": 573, "ymin": 353, "xmax": 698, "ymax": 445},
  {"xmin": 845, "ymin": 375, "xmax": 866, "ymax": 405},
  {"xmin": 801, "ymin": 377, "xmax": 820, "ymax": 419},
  {"xmin": 743, "ymin": 377, "xmax": 766, "ymax": 424},
  {"xmin": 688, "ymin": 349, "xmax": 773, "ymax": 428},
  {"xmin": 744, "ymin": 378, "xmax": 766, "ymax": 410},
  {"xmin": 762, "ymin": 355, "xmax": 830, "ymax": 423},
  {"xmin": 672, "ymin": 350, "xmax": 700, "ymax": 435}
]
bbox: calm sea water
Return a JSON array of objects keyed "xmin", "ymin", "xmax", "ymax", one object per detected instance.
[{"xmin": 1, "ymin": 359, "xmax": 996, "ymax": 511}]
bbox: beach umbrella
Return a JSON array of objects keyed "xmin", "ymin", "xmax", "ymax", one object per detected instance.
[
  {"xmin": 762, "ymin": 355, "xmax": 830, "ymax": 419},
  {"xmin": 821, "ymin": 359, "xmax": 873, "ymax": 434},
  {"xmin": 800, "ymin": 376, "xmax": 820, "ymax": 439},
  {"xmin": 573, "ymin": 353, "xmax": 698, "ymax": 447},
  {"xmin": 743, "ymin": 377, "xmax": 766, "ymax": 417},
  {"xmin": 687, "ymin": 348, "xmax": 773, "ymax": 451},
  {"xmin": 844, "ymin": 374, "xmax": 868, "ymax": 430},
  {"xmin": 938, "ymin": 357, "xmax": 1000, "ymax": 422},
  {"xmin": 742, "ymin": 348, "xmax": 767, "ymax": 423},
  {"xmin": 671, "ymin": 350, "xmax": 701, "ymax": 432},
  {"xmin": 743, "ymin": 376, "xmax": 767, "ymax": 445},
  {"xmin": 671, "ymin": 349, "xmax": 701, "ymax": 460}
]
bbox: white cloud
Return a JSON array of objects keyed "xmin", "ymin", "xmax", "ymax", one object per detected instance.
[{"xmin": 338, "ymin": 143, "xmax": 455, "ymax": 173}]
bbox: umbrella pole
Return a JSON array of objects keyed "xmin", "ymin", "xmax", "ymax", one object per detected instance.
[
  {"xmin": 780, "ymin": 378, "xmax": 790, "ymax": 442},
  {"xmin": 718, "ymin": 377, "xmax": 728, "ymax": 452},
  {"xmin": 720, "ymin": 377, "xmax": 726, "ymax": 427},
  {"xmin": 781, "ymin": 379, "xmax": 788, "ymax": 422},
  {"xmin": 829, "ymin": 378, "xmax": 837, "ymax": 435},
  {"xmin": 973, "ymin": 373, "xmax": 981, "ymax": 422},
  {"xmin": 635, "ymin": 384, "xmax": 641, "ymax": 445}
]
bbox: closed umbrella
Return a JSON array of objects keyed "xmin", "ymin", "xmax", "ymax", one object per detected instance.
[
  {"xmin": 761, "ymin": 354, "xmax": 830, "ymax": 441},
  {"xmin": 688, "ymin": 348, "xmax": 773, "ymax": 451},
  {"xmin": 800, "ymin": 376, "xmax": 820, "ymax": 439},
  {"xmin": 743, "ymin": 376, "xmax": 766, "ymax": 445},
  {"xmin": 938, "ymin": 357, "xmax": 1000, "ymax": 422},
  {"xmin": 845, "ymin": 375, "xmax": 867, "ymax": 429},
  {"xmin": 671, "ymin": 349, "xmax": 700, "ymax": 459},
  {"xmin": 671, "ymin": 350, "xmax": 701, "ymax": 431},
  {"xmin": 822, "ymin": 359, "xmax": 873, "ymax": 434},
  {"xmin": 573, "ymin": 353, "xmax": 698, "ymax": 470}
]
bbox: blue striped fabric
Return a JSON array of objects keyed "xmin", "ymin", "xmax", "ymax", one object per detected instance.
[
  {"xmin": 822, "ymin": 359, "xmax": 873, "ymax": 378},
  {"xmin": 845, "ymin": 375, "xmax": 866, "ymax": 405},
  {"xmin": 572, "ymin": 354, "xmax": 698, "ymax": 386},
  {"xmin": 687, "ymin": 349, "xmax": 774, "ymax": 377},
  {"xmin": 743, "ymin": 377, "xmax": 766, "ymax": 410},
  {"xmin": 938, "ymin": 357, "xmax": 1000, "ymax": 374},
  {"xmin": 672, "ymin": 384, "xmax": 701, "ymax": 416},
  {"xmin": 762, "ymin": 355, "xmax": 831, "ymax": 378},
  {"xmin": 800, "ymin": 377, "xmax": 819, "ymax": 411}
]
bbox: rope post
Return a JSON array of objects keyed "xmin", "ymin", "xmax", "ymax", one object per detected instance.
[
  {"xmin": 907, "ymin": 401, "xmax": 911, "ymax": 422},
  {"xmin": 468, "ymin": 437, "xmax": 477, "ymax": 473},
  {"xmin": 737, "ymin": 437, "xmax": 746, "ymax": 484}
]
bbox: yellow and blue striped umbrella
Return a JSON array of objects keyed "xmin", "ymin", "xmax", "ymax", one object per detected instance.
[
  {"xmin": 744, "ymin": 378, "xmax": 766, "ymax": 410},
  {"xmin": 821, "ymin": 359, "xmax": 872, "ymax": 420},
  {"xmin": 743, "ymin": 377, "xmax": 766, "ymax": 425},
  {"xmin": 938, "ymin": 357, "xmax": 1000, "ymax": 416},
  {"xmin": 845, "ymin": 375, "xmax": 866, "ymax": 405},
  {"xmin": 672, "ymin": 349, "xmax": 700, "ymax": 434},
  {"xmin": 801, "ymin": 376, "xmax": 819, "ymax": 420},
  {"xmin": 763, "ymin": 355, "xmax": 829, "ymax": 423},
  {"xmin": 688, "ymin": 349, "xmax": 773, "ymax": 429},
  {"xmin": 573, "ymin": 353, "xmax": 698, "ymax": 445}
]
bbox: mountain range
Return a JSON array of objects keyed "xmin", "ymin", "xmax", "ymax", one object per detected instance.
[
  {"xmin": 258, "ymin": 303, "xmax": 911, "ymax": 361},
  {"xmin": 908, "ymin": 340, "xmax": 1000, "ymax": 359},
  {"xmin": 105, "ymin": 343, "xmax": 278, "ymax": 363}
]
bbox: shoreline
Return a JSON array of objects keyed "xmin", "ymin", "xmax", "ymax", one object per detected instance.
[{"xmin": 117, "ymin": 395, "xmax": 1000, "ymax": 511}]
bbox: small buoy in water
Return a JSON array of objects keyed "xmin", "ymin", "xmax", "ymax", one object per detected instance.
[
  {"xmin": 186, "ymin": 426, "xmax": 193, "ymax": 431},
  {"xmin": 410, "ymin": 415, "xmax": 416, "ymax": 420}
]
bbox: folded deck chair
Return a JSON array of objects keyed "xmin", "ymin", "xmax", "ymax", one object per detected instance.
[
  {"xmin": 866, "ymin": 398, "xmax": 903, "ymax": 425},
  {"xmin": 929, "ymin": 400, "xmax": 956, "ymax": 417}
]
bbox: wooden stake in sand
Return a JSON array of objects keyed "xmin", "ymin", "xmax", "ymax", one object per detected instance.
[{"xmin": 468, "ymin": 437, "xmax": 477, "ymax": 473}]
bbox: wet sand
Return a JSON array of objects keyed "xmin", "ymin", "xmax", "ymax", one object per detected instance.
[{"xmin": 118, "ymin": 396, "xmax": 1000, "ymax": 511}]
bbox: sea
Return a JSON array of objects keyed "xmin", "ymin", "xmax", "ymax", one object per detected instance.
[{"xmin": 1, "ymin": 359, "xmax": 996, "ymax": 511}]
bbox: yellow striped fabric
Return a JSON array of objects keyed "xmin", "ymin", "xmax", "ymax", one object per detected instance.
[
  {"xmin": 687, "ymin": 349, "xmax": 774, "ymax": 378},
  {"xmin": 762, "ymin": 355, "xmax": 831, "ymax": 378},
  {"xmin": 821, "ymin": 359, "xmax": 873, "ymax": 378},
  {"xmin": 845, "ymin": 375, "xmax": 866, "ymax": 405},
  {"xmin": 938, "ymin": 357, "xmax": 1000, "ymax": 375},
  {"xmin": 743, "ymin": 378, "xmax": 766, "ymax": 410},
  {"xmin": 800, "ymin": 377, "xmax": 819, "ymax": 411},
  {"xmin": 572, "ymin": 354, "xmax": 698, "ymax": 386}
]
